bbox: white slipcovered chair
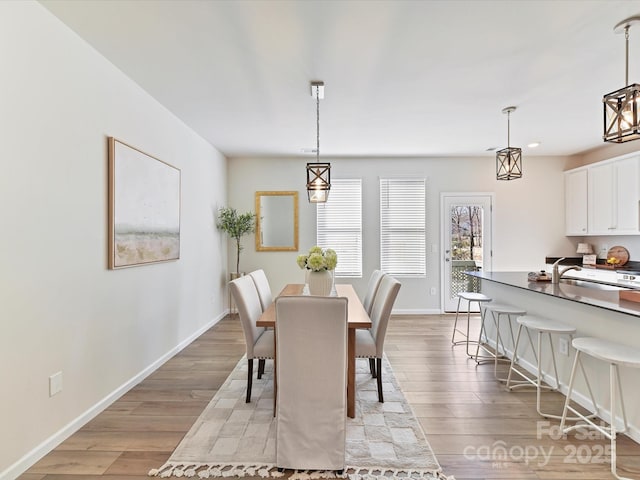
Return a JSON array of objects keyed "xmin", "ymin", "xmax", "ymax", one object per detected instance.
[
  {"xmin": 249, "ymin": 269, "xmax": 273, "ymax": 312},
  {"xmin": 362, "ymin": 269, "xmax": 384, "ymax": 316},
  {"xmin": 275, "ymin": 295, "xmax": 348, "ymax": 472},
  {"xmin": 355, "ymin": 274, "xmax": 401, "ymax": 402},
  {"xmin": 229, "ymin": 275, "xmax": 274, "ymax": 403}
]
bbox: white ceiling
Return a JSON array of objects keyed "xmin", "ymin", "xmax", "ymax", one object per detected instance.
[{"xmin": 41, "ymin": 0, "xmax": 640, "ymax": 158}]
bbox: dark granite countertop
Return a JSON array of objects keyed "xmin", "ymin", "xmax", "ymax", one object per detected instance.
[{"xmin": 466, "ymin": 271, "xmax": 640, "ymax": 318}]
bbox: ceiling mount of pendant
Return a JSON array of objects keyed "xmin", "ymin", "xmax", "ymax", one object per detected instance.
[
  {"xmin": 310, "ymin": 81, "xmax": 325, "ymax": 99},
  {"xmin": 613, "ymin": 15, "xmax": 640, "ymax": 34}
]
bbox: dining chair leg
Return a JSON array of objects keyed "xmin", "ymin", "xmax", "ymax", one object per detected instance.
[
  {"xmin": 246, "ymin": 358, "xmax": 254, "ymax": 403},
  {"xmin": 376, "ymin": 357, "xmax": 384, "ymax": 403},
  {"xmin": 257, "ymin": 359, "xmax": 265, "ymax": 379},
  {"xmin": 369, "ymin": 358, "xmax": 377, "ymax": 378}
]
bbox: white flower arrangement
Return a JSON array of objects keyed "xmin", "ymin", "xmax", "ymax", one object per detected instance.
[{"xmin": 296, "ymin": 246, "xmax": 338, "ymax": 272}]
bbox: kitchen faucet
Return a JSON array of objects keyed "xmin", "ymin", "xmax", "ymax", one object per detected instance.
[{"xmin": 552, "ymin": 257, "xmax": 582, "ymax": 284}]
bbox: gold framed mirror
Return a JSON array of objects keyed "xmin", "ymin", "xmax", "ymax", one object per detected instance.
[{"xmin": 255, "ymin": 191, "xmax": 299, "ymax": 251}]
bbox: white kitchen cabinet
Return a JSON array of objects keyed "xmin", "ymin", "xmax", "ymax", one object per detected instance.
[
  {"xmin": 588, "ymin": 156, "xmax": 640, "ymax": 235},
  {"xmin": 564, "ymin": 168, "xmax": 588, "ymax": 235}
]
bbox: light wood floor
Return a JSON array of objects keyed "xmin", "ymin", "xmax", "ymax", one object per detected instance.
[{"xmin": 19, "ymin": 314, "xmax": 640, "ymax": 480}]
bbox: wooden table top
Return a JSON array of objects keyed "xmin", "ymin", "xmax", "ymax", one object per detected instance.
[{"xmin": 256, "ymin": 283, "xmax": 371, "ymax": 329}]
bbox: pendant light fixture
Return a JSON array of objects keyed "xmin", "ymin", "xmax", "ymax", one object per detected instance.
[
  {"xmin": 496, "ymin": 106, "xmax": 522, "ymax": 181},
  {"xmin": 306, "ymin": 81, "xmax": 330, "ymax": 203},
  {"xmin": 603, "ymin": 16, "xmax": 640, "ymax": 143}
]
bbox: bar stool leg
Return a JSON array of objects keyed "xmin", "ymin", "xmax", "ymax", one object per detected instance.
[
  {"xmin": 506, "ymin": 324, "xmax": 540, "ymax": 390},
  {"xmin": 610, "ymin": 363, "xmax": 633, "ymax": 480},
  {"xmin": 506, "ymin": 322, "xmax": 523, "ymax": 388},
  {"xmin": 472, "ymin": 304, "xmax": 488, "ymax": 359},
  {"xmin": 451, "ymin": 296, "xmax": 463, "ymax": 345},
  {"xmin": 535, "ymin": 331, "xmax": 562, "ymax": 418},
  {"xmin": 472, "ymin": 307, "xmax": 506, "ymax": 363},
  {"xmin": 563, "ymin": 358, "xmax": 631, "ymax": 480},
  {"xmin": 487, "ymin": 311, "xmax": 516, "ymax": 380},
  {"xmin": 560, "ymin": 351, "xmax": 600, "ymax": 427},
  {"xmin": 465, "ymin": 300, "xmax": 473, "ymax": 357}
]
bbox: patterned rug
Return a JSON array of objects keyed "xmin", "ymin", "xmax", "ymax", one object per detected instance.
[{"xmin": 149, "ymin": 356, "xmax": 453, "ymax": 480}]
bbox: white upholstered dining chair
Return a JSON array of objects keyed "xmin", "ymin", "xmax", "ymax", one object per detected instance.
[
  {"xmin": 249, "ymin": 269, "xmax": 273, "ymax": 312},
  {"xmin": 362, "ymin": 269, "xmax": 384, "ymax": 316},
  {"xmin": 356, "ymin": 274, "xmax": 401, "ymax": 403},
  {"xmin": 275, "ymin": 295, "xmax": 348, "ymax": 472},
  {"xmin": 229, "ymin": 275, "xmax": 274, "ymax": 403}
]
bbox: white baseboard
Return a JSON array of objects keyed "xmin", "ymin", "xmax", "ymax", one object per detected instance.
[
  {"xmin": 393, "ymin": 308, "xmax": 442, "ymax": 315},
  {"xmin": 0, "ymin": 312, "xmax": 227, "ymax": 480}
]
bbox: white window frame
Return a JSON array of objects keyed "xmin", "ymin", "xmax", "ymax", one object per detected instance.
[
  {"xmin": 379, "ymin": 177, "xmax": 426, "ymax": 277},
  {"xmin": 316, "ymin": 179, "xmax": 362, "ymax": 278}
]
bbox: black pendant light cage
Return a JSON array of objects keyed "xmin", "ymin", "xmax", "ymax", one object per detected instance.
[
  {"xmin": 306, "ymin": 162, "xmax": 331, "ymax": 203},
  {"xmin": 603, "ymin": 16, "xmax": 640, "ymax": 143},
  {"xmin": 496, "ymin": 147, "xmax": 523, "ymax": 180},
  {"xmin": 306, "ymin": 81, "xmax": 331, "ymax": 203},
  {"xmin": 603, "ymin": 84, "xmax": 640, "ymax": 143},
  {"xmin": 496, "ymin": 106, "xmax": 522, "ymax": 181}
]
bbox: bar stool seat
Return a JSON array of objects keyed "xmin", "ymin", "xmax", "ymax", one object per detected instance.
[
  {"xmin": 560, "ymin": 337, "xmax": 640, "ymax": 480},
  {"xmin": 570, "ymin": 337, "xmax": 640, "ymax": 367},
  {"xmin": 478, "ymin": 303, "xmax": 526, "ymax": 379},
  {"xmin": 451, "ymin": 292, "xmax": 492, "ymax": 357},
  {"xmin": 506, "ymin": 316, "xmax": 595, "ymax": 420}
]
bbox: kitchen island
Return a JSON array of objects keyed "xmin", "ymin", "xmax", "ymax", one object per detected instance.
[{"xmin": 467, "ymin": 271, "xmax": 640, "ymax": 444}]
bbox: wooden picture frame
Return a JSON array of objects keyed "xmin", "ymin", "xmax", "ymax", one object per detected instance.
[
  {"xmin": 108, "ymin": 137, "xmax": 181, "ymax": 269},
  {"xmin": 255, "ymin": 191, "xmax": 299, "ymax": 252}
]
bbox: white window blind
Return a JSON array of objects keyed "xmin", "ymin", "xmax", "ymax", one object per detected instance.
[
  {"xmin": 316, "ymin": 179, "xmax": 362, "ymax": 278},
  {"xmin": 380, "ymin": 178, "xmax": 426, "ymax": 277}
]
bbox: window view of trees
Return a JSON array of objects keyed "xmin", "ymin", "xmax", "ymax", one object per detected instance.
[{"xmin": 450, "ymin": 206, "xmax": 483, "ymax": 264}]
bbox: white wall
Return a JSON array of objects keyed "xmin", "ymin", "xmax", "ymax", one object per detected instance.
[
  {"xmin": 228, "ymin": 155, "xmax": 575, "ymax": 313},
  {"xmin": 0, "ymin": 2, "xmax": 228, "ymax": 477}
]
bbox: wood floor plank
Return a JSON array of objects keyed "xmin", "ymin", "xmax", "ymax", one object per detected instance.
[{"xmin": 26, "ymin": 450, "xmax": 121, "ymax": 475}]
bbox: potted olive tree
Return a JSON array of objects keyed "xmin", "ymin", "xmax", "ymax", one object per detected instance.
[{"xmin": 216, "ymin": 206, "xmax": 256, "ymax": 276}]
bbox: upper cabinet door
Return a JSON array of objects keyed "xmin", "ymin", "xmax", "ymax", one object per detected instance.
[
  {"xmin": 584, "ymin": 155, "xmax": 640, "ymax": 236},
  {"xmin": 565, "ymin": 169, "xmax": 588, "ymax": 236},
  {"xmin": 614, "ymin": 156, "xmax": 640, "ymax": 234},
  {"xmin": 588, "ymin": 162, "xmax": 615, "ymax": 235}
]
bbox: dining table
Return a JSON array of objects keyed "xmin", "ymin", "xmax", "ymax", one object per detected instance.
[{"xmin": 256, "ymin": 283, "xmax": 372, "ymax": 418}]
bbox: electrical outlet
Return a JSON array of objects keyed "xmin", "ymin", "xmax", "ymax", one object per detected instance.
[
  {"xmin": 430, "ymin": 287, "xmax": 437, "ymax": 295},
  {"xmin": 558, "ymin": 337, "xmax": 569, "ymax": 356},
  {"xmin": 49, "ymin": 371, "xmax": 63, "ymax": 397}
]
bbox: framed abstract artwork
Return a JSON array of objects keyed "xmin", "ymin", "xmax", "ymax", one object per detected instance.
[{"xmin": 108, "ymin": 137, "xmax": 181, "ymax": 269}]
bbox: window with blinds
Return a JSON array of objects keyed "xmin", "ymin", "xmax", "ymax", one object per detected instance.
[
  {"xmin": 316, "ymin": 179, "xmax": 362, "ymax": 278},
  {"xmin": 380, "ymin": 178, "xmax": 426, "ymax": 277}
]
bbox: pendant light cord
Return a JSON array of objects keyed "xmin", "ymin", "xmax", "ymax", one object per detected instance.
[
  {"xmin": 507, "ymin": 110, "xmax": 511, "ymax": 148},
  {"xmin": 626, "ymin": 25, "xmax": 630, "ymax": 86},
  {"xmin": 316, "ymin": 86, "xmax": 320, "ymax": 163}
]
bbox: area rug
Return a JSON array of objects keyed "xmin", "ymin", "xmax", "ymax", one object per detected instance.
[{"xmin": 149, "ymin": 356, "xmax": 453, "ymax": 480}]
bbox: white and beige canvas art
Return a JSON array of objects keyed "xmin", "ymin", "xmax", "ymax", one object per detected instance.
[{"xmin": 108, "ymin": 138, "xmax": 181, "ymax": 269}]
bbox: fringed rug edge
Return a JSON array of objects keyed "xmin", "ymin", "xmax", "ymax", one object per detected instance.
[{"xmin": 148, "ymin": 462, "xmax": 455, "ymax": 480}]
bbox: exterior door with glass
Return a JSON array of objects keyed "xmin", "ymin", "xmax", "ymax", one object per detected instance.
[{"xmin": 441, "ymin": 194, "xmax": 493, "ymax": 312}]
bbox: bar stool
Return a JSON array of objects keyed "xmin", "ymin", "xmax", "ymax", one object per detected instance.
[
  {"xmin": 560, "ymin": 338, "xmax": 640, "ymax": 480},
  {"xmin": 451, "ymin": 291, "xmax": 492, "ymax": 357},
  {"xmin": 506, "ymin": 316, "xmax": 597, "ymax": 420},
  {"xmin": 477, "ymin": 303, "xmax": 526, "ymax": 380}
]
